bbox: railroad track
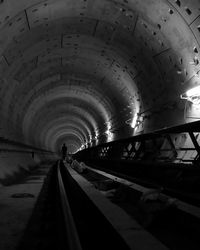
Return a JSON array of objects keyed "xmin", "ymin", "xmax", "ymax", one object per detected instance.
[
  {"xmin": 17, "ymin": 162, "xmax": 67, "ymax": 250},
  {"xmin": 17, "ymin": 160, "xmax": 200, "ymax": 250},
  {"xmin": 80, "ymin": 164, "xmax": 200, "ymax": 219},
  {"xmin": 18, "ymin": 161, "xmax": 138, "ymax": 250},
  {"xmin": 70, "ymin": 160, "xmax": 200, "ymax": 250}
]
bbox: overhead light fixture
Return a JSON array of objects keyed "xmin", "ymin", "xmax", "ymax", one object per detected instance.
[
  {"xmin": 125, "ymin": 113, "xmax": 140, "ymax": 129},
  {"xmin": 180, "ymin": 86, "xmax": 200, "ymax": 105},
  {"xmin": 94, "ymin": 130, "xmax": 99, "ymax": 140},
  {"xmin": 186, "ymin": 86, "xmax": 200, "ymax": 97},
  {"xmin": 88, "ymin": 134, "xmax": 92, "ymax": 143},
  {"xmin": 106, "ymin": 130, "xmax": 113, "ymax": 141},
  {"xmin": 105, "ymin": 122, "xmax": 113, "ymax": 141},
  {"xmin": 131, "ymin": 114, "xmax": 138, "ymax": 128}
]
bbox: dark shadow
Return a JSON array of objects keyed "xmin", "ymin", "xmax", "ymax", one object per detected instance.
[
  {"xmin": 17, "ymin": 163, "xmax": 66, "ymax": 250},
  {"xmin": 0, "ymin": 161, "xmax": 51, "ymax": 186}
]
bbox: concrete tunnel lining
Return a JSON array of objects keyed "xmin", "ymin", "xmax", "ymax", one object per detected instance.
[
  {"xmin": 0, "ymin": 1, "xmax": 200, "ymax": 248},
  {"xmin": 30, "ymin": 108, "xmax": 98, "ymax": 144},
  {"xmin": 0, "ymin": 0, "xmax": 199, "ymax": 153},
  {"xmin": 39, "ymin": 119, "xmax": 90, "ymax": 149}
]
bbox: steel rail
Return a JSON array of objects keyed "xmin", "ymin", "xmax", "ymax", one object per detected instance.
[{"xmin": 57, "ymin": 160, "xmax": 82, "ymax": 250}]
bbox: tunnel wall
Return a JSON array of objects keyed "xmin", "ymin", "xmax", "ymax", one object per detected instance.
[
  {"xmin": 0, "ymin": 0, "xmax": 200, "ymax": 154},
  {"xmin": 0, "ymin": 124, "xmax": 58, "ymax": 186},
  {"xmin": 0, "ymin": 152, "xmax": 38, "ymax": 186},
  {"xmin": 0, "ymin": 150, "xmax": 59, "ymax": 186}
]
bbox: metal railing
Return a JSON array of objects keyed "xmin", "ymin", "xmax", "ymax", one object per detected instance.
[{"xmin": 75, "ymin": 120, "xmax": 200, "ymax": 164}]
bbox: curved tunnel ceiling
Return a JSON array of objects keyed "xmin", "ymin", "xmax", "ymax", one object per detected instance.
[{"xmin": 0, "ymin": 0, "xmax": 200, "ymax": 152}]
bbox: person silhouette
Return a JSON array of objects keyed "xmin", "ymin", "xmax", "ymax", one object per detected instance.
[{"xmin": 61, "ymin": 143, "xmax": 67, "ymax": 160}]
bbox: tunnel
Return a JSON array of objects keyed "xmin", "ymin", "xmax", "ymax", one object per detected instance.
[
  {"xmin": 0, "ymin": 0, "xmax": 200, "ymax": 160},
  {"xmin": 0, "ymin": 0, "xmax": 200, "ymax": 250}
]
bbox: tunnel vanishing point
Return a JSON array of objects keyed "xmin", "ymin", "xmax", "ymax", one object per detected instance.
[{"xmin": 0, "ymin": 0, "xmax": 200, "ymax": 176}]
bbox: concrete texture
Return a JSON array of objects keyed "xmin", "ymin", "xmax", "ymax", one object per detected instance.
[
  {"xmin": 0, "ymin": 0, "xmax": 199, "ymax": 154},
  {"xmin": 0, "ymin": 163, "xmax": 50, "ymax": 250}
]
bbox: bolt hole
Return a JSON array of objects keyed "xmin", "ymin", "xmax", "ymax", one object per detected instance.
[
  {"xmin": 162, "ymin": 17, "xmax": 167, "ymax": 22},
  {"xmin": 185, "ymin": 69, "xmax": 188, "ymax": 76},
  {"xmin": 175, "ymin": 0, "xmax": 181, "ymax": 7},
  {"xmin": 194, "ymin": 56, "xmax": 199, "ymax": 65},
  {"xmin": 185, "ymin": 7, "xmax": 192, "ymax": 15},
  {"xmin": 143, "ymin": 23, "xmax": 147, "ymax": 28},
  {"xmin": 194, "ymin": 47, "xmax": 198, "ymax": 53}
]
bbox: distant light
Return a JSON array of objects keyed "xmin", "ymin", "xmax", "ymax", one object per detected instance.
[
  {"xmin": 95, "ymin": 130, "xmax": 99, "ymax": 140},
  {"xmin": 186, "ymin": 86, "xmax": 200, "ymax": 97},
  {"xmin": 105, "ymin": 130, "xmax": 111, "ymax": 136},
  {"xmin": 180, "ymin": 86, "xmax": 200, "ymax": 105},
  {"xmin": 131, "ymin": 114, "xmax": 137, "ymax": 128},
  {"xmin": 106, "ymin": 130, "xmax": 113, "ymax": 141},
  {"xmin": 79, "ymin": 144, "xmax": 85, "ymax": 151},
  {"xmin": 107, "ymin": 122, "xmax": 111, "ymax": 131},
  {"xmin": 105, "ymin": 122, "xmax": 113, "ymax": 141}
]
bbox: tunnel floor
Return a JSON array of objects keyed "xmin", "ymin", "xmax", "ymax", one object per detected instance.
[
  {"xmin": 1, "ymin": 159, "xmax": 200, "ymax": 250},
  {"xmin": 0, "ymin": 162, "xmax": 51, "ymax": 250}
]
